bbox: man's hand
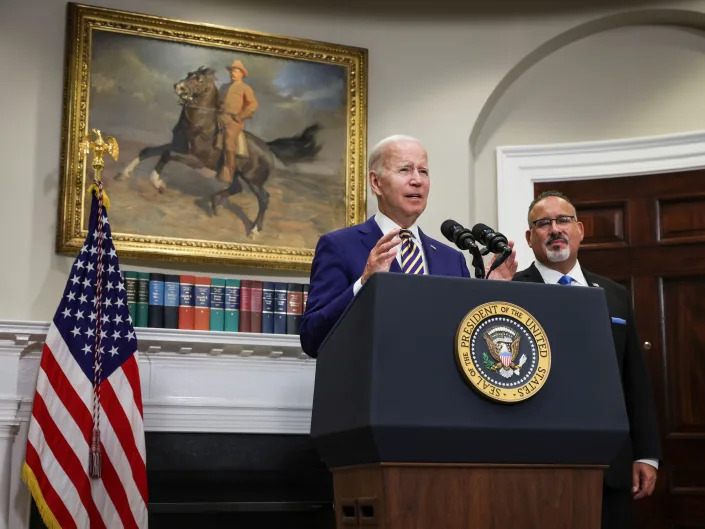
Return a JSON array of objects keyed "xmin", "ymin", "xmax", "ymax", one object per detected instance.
[
  {"xmin": 485, "ymin": 240, "xmax": 518, "ymax": 280},
  {"xmin": 632, "ymin": 462, "xmax": 658, "ymax": 499},
  {"xmin": 361, "ymin": 229, "xmax": 401, "ymax": 285}
]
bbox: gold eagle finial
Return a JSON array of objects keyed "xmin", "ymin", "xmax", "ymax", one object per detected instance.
[{"xmin": 80, "ymin": 128, "xmax": 119, "ymax": 173}]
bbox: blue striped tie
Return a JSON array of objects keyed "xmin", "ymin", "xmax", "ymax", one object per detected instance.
[{"xmin": 399, "ymin": 230, "xmax": 425, "ymax": 275}]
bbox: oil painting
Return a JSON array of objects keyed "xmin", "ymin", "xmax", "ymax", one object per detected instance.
[{"xmin": 57, "ymin": 3, "xmax": 367, "ymax": 269}]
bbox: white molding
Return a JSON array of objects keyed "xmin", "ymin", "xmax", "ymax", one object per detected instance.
[
  {"xmin": 143, "ymin": 401, "xmax": 314, "ymax": 434},
  {"xmin": 496, "ymin": 129, "xmax": 705, "ymax": 270},
  {"xmin": 0, "ymin": 398, "xmax": 20, "ymax": 529},
  {"xmin": 0, "ymin": 324, "xmax": 23, "ymax": 437},
  {"xmin": 0, "ymin": 320, "xmax": 308, "ymax": 358},
  {"xmin": 0, "ymin": 399, "xmax": 19, "ymax": 439},
  {"xmin": 2, "ymin": 320, "xmax": 316, "ymax": 529},
  {"xmin": 0, "ymin": 320, "xmax": 316, "ymax": 435}
]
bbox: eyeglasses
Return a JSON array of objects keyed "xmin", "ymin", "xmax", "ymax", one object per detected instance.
[{"xmin": 530, "ymin": 215, "xmax": 576, "ymax": 229}]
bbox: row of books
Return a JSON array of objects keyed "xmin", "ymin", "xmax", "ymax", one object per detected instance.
[{"xmin": 122, "ymin": 272, "xmax": 309, "ymax": 334}]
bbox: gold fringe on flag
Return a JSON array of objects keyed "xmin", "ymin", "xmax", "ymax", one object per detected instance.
[
  {"xmin": 21, "ymin": 462, "xmax": 63, "ymax": 529},
  {"xmin": 86, "ymin": 183, "xmax": 110, "ymax": 210}
]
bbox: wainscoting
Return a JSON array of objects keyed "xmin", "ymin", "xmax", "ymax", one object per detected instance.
[{"xmin": 0, "ymin": 321, "xmax": 331, "ymax": 529}]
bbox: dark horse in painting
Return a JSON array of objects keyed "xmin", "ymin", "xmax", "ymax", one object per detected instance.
[{"xmin": 117, "ymin": 66, "xmax": 321, "ymax": 235}]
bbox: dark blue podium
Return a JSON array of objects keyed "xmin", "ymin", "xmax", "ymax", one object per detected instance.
[{"xmin": 310, "ymin": 273, "xmax": 629, "ymax": 529}]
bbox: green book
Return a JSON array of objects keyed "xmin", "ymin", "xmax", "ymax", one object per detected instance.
[
  {"xmin": 224, "ymin": 278, "xmax": 241, "ymax": 332},
  {"xmin": 209, "ymin": 278, "xmax": 225, "ymax": 331},
  {"xmin": 135, "ymin": 271, "xmax": 150, "ymax": 327},
  {"xmin": 123, "ymin": 271, "xmax": 138, "ymax": 325}
]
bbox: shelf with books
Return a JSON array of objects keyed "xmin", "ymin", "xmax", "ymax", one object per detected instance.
[
  {"xmin": 123, "ymin": 271, "xmax": 309, "ymax": 335},
  {"xmin": 132, "ymin": 326, "xmax": 308, "ymax": 358},
  {"xmin": 0, "ymin": 320, "xmax": 308, "ymax": 360}
]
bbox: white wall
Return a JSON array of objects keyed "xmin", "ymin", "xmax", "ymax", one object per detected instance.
[
  {"xmin": 3, "ymin": 0, "xmax": 705, "ymax": 320},
  {"xmin": 474, "ymin": 24, "xmax": 705, "ymax": 231}
]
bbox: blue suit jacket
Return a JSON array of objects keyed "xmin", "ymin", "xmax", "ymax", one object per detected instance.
[{"xmin": 300, "ymin": 216, "xmax": 471, "ymax": 357}]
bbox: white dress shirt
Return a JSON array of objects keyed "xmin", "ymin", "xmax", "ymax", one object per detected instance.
[
  {"xmin": 352, "ymin": 212, "xmax": 427, "ymax": 296},
  {"xmin": 534, "ymin": 260, "xmax": 588, "ymax": 286}
]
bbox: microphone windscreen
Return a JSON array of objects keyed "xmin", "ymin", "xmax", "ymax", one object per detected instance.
[
  {"xmin": 471, "ymin": 223, "xmax": 491, "ymax": 241},
  {"xmin": 441, "ymin": 219, "xmax": 462, "ymax": 242}
]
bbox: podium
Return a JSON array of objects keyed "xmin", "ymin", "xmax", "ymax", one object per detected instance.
[{"xmin": 310, "ymin": 273, "xmax": 629, "ymax": 529}]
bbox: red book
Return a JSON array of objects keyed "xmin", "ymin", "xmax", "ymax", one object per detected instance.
[
  {"xmin": 178, "ymin": 275, "xmax": 195, "ymax": 330},
  {"xmin": 250, "ymin": 280, "xmax": 263, "ymax": 333},
  {"xmin": 193, "ymin": 276, "xmax": 211, "ymax": 331},
  {"xmin": 286, "ymin": 283, "xmax": 303, "ymax": 335},
  {"xmin": 239, "ymin": 280, "xmax": 252, "ymax": 332}
]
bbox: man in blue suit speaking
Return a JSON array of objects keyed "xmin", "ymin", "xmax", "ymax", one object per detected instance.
[{"xmin": 300, "ymin": 135, "xmax": 517, "ymax": 358}]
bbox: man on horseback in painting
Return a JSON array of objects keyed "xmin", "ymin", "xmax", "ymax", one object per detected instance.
[
  {"xmin": 118, "ymin": 64, "xmax": 322, "ymax": 236},
  {"xmin": 212, "ymin": 59, "xmax": 259, "ymax": 214}
]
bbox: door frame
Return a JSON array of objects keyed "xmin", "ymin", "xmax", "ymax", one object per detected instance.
[{"xmin": 496, "ymin": 130, "xmax": 705, "ymax": 270}]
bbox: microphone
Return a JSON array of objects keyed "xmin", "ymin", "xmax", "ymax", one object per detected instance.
[
  {"xmin": 441, "ymin": 220, "xmax": 477, "ymax": 251},
  {"xmin": 471, "ymin": 223, "xmax": 511, "ymax": 254}
]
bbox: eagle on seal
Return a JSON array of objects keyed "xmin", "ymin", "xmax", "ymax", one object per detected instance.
[{"xmin": 483, "ymin": 332, "xmax": 523, "ymax": 379}]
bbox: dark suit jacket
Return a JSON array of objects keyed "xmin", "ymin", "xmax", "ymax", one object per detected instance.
[
  {"xmin": 513, "ymin": 263, "xmax": 661, "ymax": 488},
  {"xmin": 300, "ymin": 216, "xmax": 471, "ymax": 358}
]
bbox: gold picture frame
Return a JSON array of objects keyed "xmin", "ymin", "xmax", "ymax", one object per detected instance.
[{"xmin": 57, "ymin": 3, "xmax": 367, "ymax": 270}]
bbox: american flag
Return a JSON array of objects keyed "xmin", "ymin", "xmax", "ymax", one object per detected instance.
[{"xmin": 22, "ymin": 189, "xmax": 148, "ymax": 528}]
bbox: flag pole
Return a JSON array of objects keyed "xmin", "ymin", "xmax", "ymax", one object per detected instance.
[
  {"xmin": 80, "ymin": 129, "xmax": 119, "ymax": 478},
  {"xmin": 23, "ymin": 127, "xmax": 147, "ymax": 526}
]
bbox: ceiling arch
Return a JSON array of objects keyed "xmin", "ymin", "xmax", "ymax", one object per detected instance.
[{"xmin": 469, "ymin": 8, "xmax": 705, "ymax": 156}]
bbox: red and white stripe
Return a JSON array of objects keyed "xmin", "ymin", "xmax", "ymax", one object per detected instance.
[{"xmin": 25, "ymin": 324, "xmax": 148, "ymax": 528}]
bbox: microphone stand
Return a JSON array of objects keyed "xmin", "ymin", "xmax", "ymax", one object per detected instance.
[{"xmin": 467, "ymin": 245, "xmax": 486, "ymax": 279}]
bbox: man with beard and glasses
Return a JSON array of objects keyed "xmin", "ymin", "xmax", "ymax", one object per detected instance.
[{"xmin": 513, "ymin": 190, "xmax": 660, "ymax": 529}]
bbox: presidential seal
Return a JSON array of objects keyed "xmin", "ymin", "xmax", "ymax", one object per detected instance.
[{"xmin": 455, "ymin": 302, "xmax": 551, "ymax": 403}]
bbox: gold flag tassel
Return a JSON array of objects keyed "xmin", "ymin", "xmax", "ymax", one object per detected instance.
[{"xmin": 86, "ymin": 183, "xmax": 110, "ymax": 209}]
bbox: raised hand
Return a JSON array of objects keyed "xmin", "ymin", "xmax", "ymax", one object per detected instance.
[
  {"xmin": 361, "ymin": 229, "xmax": 401, "ymax": 285},
  {"xmin": 485, "ymin": 240, "xmax": 518, "ymax": 280}
]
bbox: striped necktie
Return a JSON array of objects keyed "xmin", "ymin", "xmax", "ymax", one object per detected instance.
[
  {"xmin": 399, "ymin": 229, "xmax": 425, "ymax": 275},
  {"xmin": 558, "ymin": 275, "xmax": 575, "ymax": 285}
]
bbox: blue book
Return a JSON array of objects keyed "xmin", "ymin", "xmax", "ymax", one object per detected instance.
[
  {"xmin": 147, "ymin": 273, "xmax": 165, "ymax": 328},
  {"xmin": 163, "ymin": 274, "xmax": 180, "ymax": 329},
  {"xmin": 261, "ymin": 282, "xmax": 275, "ymax": 334},
  {"xmin": 273, "ymin": 282, "xmax": 288, "ymax": 334}
]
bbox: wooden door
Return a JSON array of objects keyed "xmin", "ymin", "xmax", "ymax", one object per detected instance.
[{"xmin": 535, "ymin": 171, "xmax": 705, "ymax": 529}]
